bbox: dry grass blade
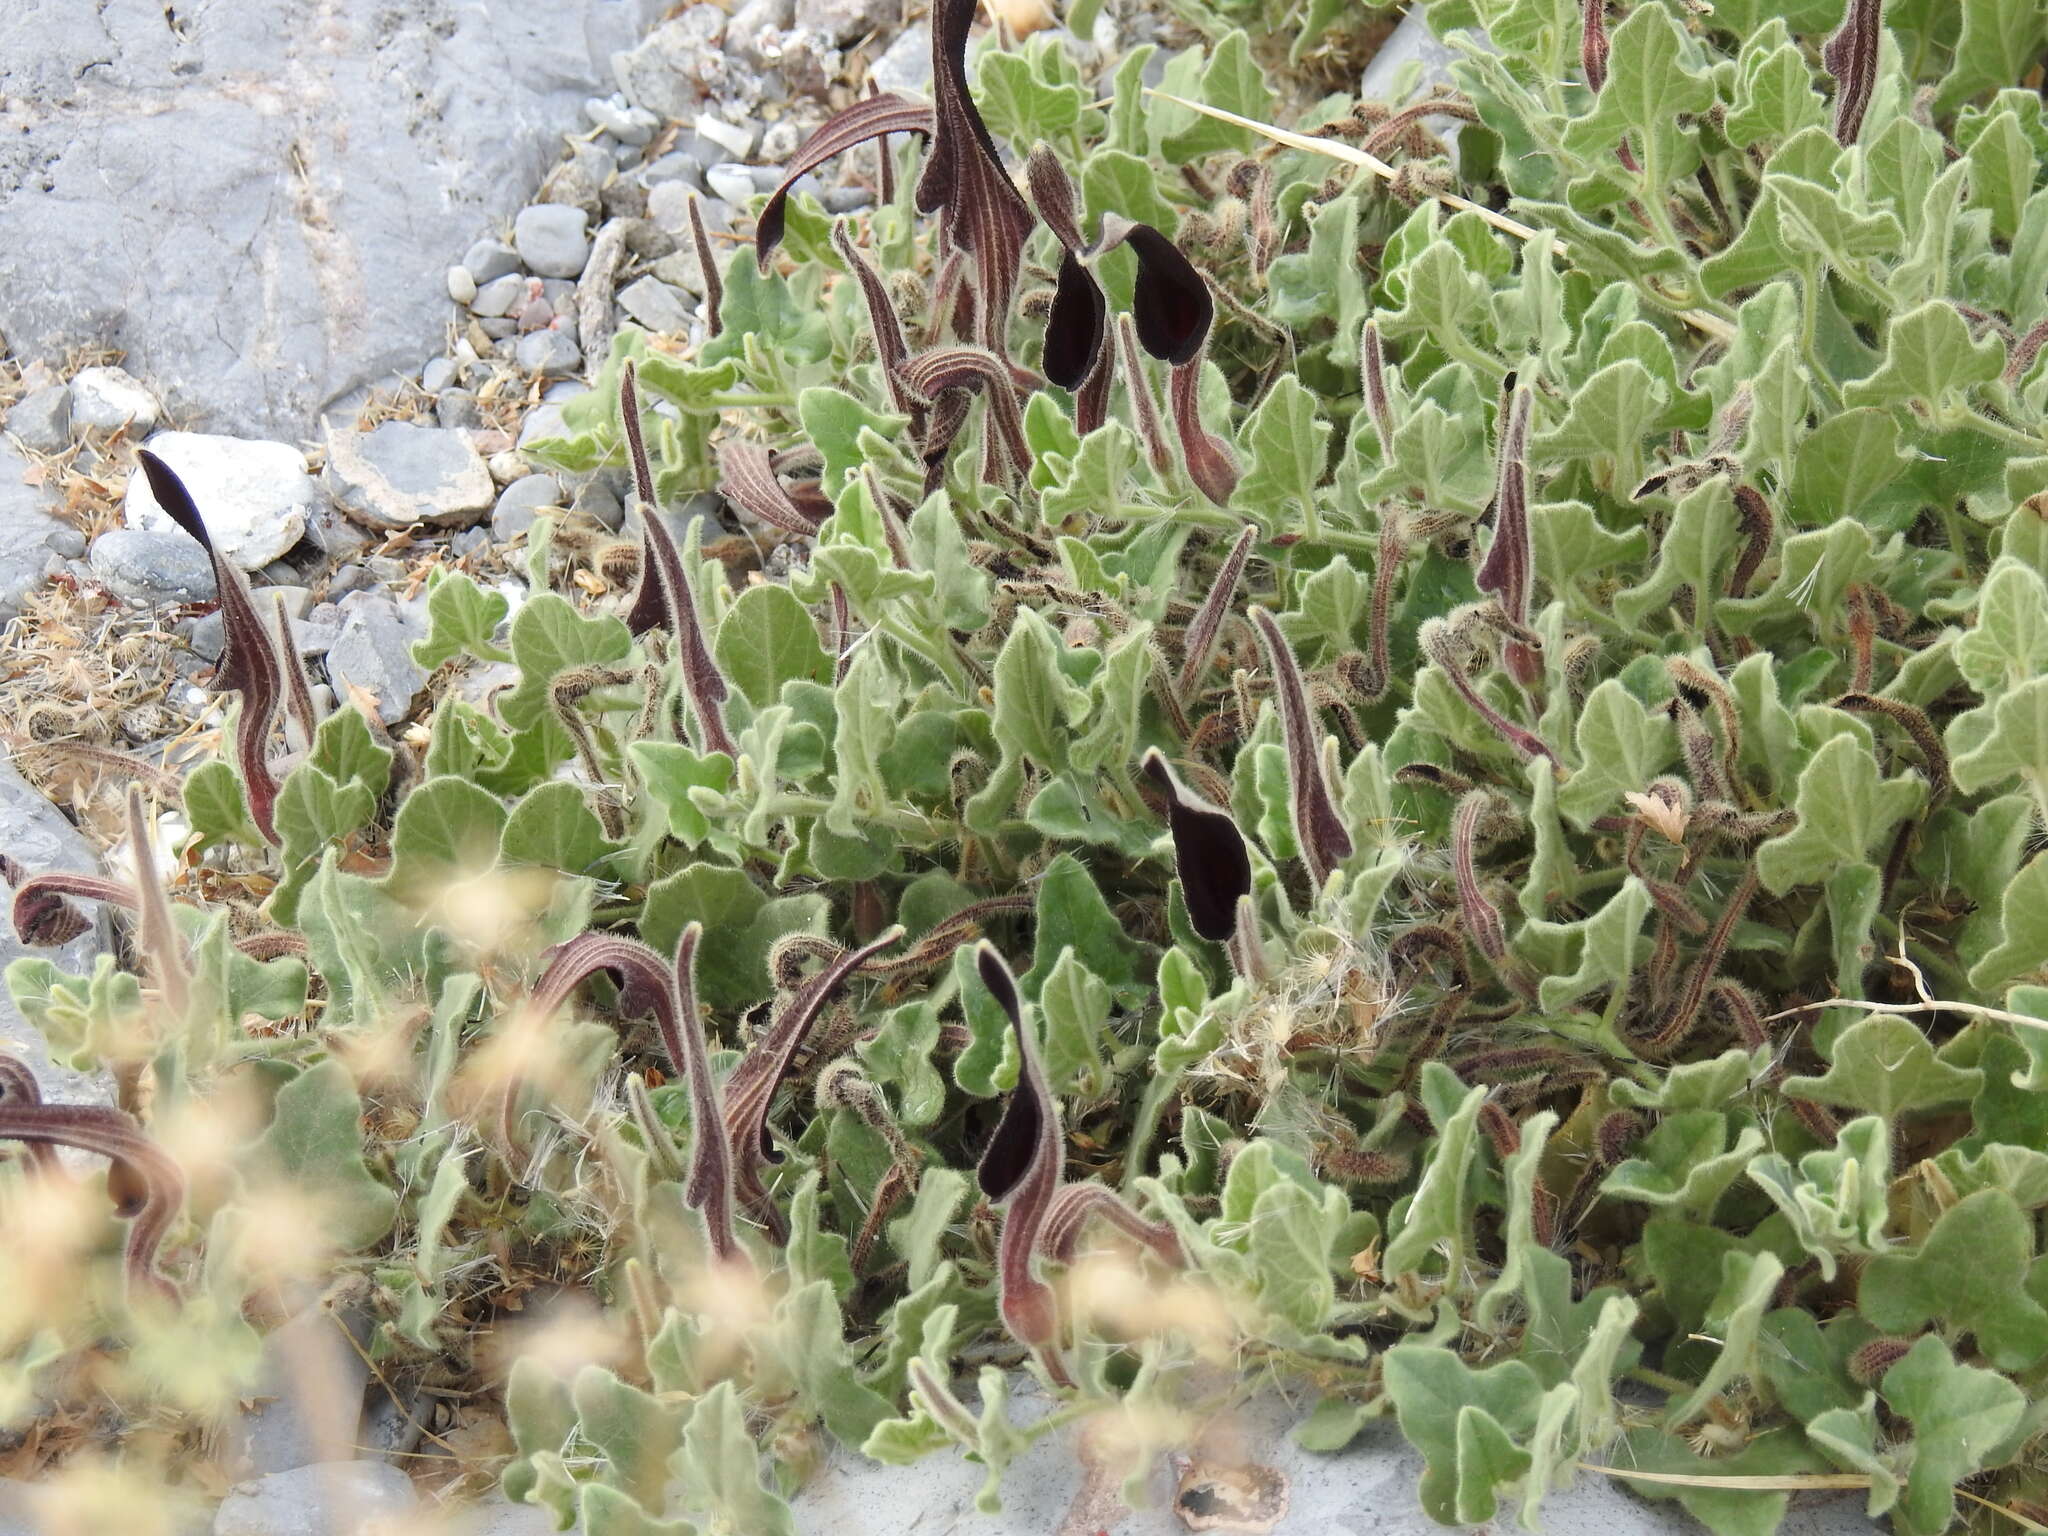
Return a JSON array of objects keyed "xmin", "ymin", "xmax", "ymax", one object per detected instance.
[
  {"xmin": 1144, "ymin": 90, "xmax": 1735, "ymax": 345},
  {"xmin": 1576, "ymin": 1464, "xmax": 1873, "ymax": 1491}
]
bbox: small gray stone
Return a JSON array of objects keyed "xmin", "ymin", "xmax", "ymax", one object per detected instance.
[
  {"xmin": 650, "ymin": 242, "xmax": 715, "ymax": 300},
  {"xmin": 616, "ymin": 275, "xmax": 694, "ymax": 334},
  {"xmin": 88, "ymin": 529, "xmax": 217, "ymax": 605},
  {"xmin": 727, "ymin": 0, "xmax": 794, "ymax": 64},
  {"xmin": 638, "ymin": 151, "xmax": 705, "ymax": 190},
  {"xmin": 646, "ymin": 179, "xmax": 696, "ymax": 233},
  {"xmin": 694, "ymin": 111, "xmax": 759, "ymax": 160},
  {"xmin": 586, "ymin": 95, "xmax": 660, "ymax": 145},
  {"xmin": 422, "ymin": 357, "xmax": 459, "ymax": 395},
  {"xmin": 538, "ymin": 143, "xmax": 613, "ymax": 222},
  {"xmin": 446, "ymin": 264, "xmax": 478, "ymax": 305},
  {"xmin": 449, "ymin": 527, "xmax": 491, "ymax": 560},
  {"xmin": 462, "ymin": 239, "xmax": 521, "ymax": 285},
  {"xmin": 516, "ymin": 402, "xmax": 570, "ymax": 450},
  {"xmin": 124, "ymin": 431, "xmax": 319, "ymax": 571},
  {"xmin": 705, "ymin": 161, "xmax": 758, "ymax": 205},
  {"xmin": 302, "ymin": 501, "xmax": 371, "ymax": 563},
  {"xmin": 821, "ymin": 185, "xmax": 874, "ymax": 214},
  {"xmin": 479, "ymin": 317, "xmax": 519, "ymax": 342},
  {"xmin": 68, "ymin": 366, "xmax": 161, "ymax": 434},
  {"xmin": 572, "ymin": 472, "xmax": 627, "ymax": 531},
  {"xmin": 323, "ymin": 596, "xmax": 428, "ymax": 725},
  {"xmin": 471, "ymin": 273, "xmax": 528, "ymax": 320},
  {"xmin": 260, "ymin": 585, "xmax": 314, "ymax": 620},
  {"xmin": 8, "ymin": 383, "xmax": 73, "ymax": 454},
  {"xmin": 868, "ymin": 21, "xmax": 934, "ymax": 95},
  {"xmin": 491, "ymin": 474, "xmax": 564, "ymax": 541},
  {"xmin": 213, "ymin": 1461, "xmax": 416, "ymax": 1536},
  {"xmin": 611, "ymin": 7, "xmax": 728, "ymax": 119},
  {"xmin": 45, "ymin": 527, "xmax": 86, "ymax": 560},
  {"xmin": 437, "ymin": 390, "xmax": 484, "ymax": 431},
  {"xmin": 324, "ymin": 421, "xmax": 497, "ymax": 531},
  {"xmin": 758, "ymin": 119, "xmax": 804, "ymax": 164},
  {"xmin": 796, "ymin": 0, "xmax": 893, "ymax": 45},
  {"xmin": 601, "ymin": 176, "xmax": 652, "ymax": 222},
  {"xmin": 513, "ymin": 204, "xmax": 591, "ymax": 280}
]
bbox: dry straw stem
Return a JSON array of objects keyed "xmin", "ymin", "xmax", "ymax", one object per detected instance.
[{"xmin": 1146, "ymin": 90, "xmax": 1737, "ymax": 346}]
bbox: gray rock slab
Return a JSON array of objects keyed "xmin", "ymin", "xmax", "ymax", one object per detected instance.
[
  {"xmin": 0, "ymin": 440, "xmax": 72, "ymax": 619},
  {"xmin": 786, "ymin": 1382, "xmax": 1881, "ymax": 1535},
  {"xmin": 212, "ymin": 1461, "xmax": 416, "ymax": 1536},
  {"xmin": 224, "ymin": 1304, "xmax": 374, "ymax": 1478},
  {"xmin": 124, "ymin": 431, "xmax": 318, "ymax": 571},
  {"xmin": 0, "ymin": 761, "xmax": 112, "ymax": 1108},
  {"xmin": 88, "ymin": 527, "xmax": 217, "ymax": 605},
  {"xmin": 323, "ymin": 593, "xmax": 427, "ymax": 724},
  {"xmin": 8, "ymin": 383, "xmax": 73, "ymax": 455},
  {"xmin": 0, "ymin": 0, "xmax": 666, "ymax": 441},
  {"xmin": 324, "ymin": 420, "xmax": 495, "ymax": 531}
]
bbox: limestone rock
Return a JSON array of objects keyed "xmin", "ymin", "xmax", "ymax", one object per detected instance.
[
  {"xmin": 8, "ymin": 383, "xmax": 73, "ymax": 454},
  {"xmin": 124, "ymin": 431, "xmax": 318, "ymax": 571},
  {"xmin": 68, "ymin": 366, "xmax": 161, "ymax": 434},
  {"xmin": 89, "ymin": 528, "xmax": 218, "ymax": 605},
  {"xmin": 322, "ymin": 592, "xmax": 428, "ymax": 724},
  {"xmin": 323, "ymin": 421, "xmax": 495, "ymax": 531},
  {"xmin": 212, "ymin": 1461, "xmax": 416, "ymax": 1536},
  {"xmin": 0, "ymin": 761, "xmax": 112, "ymax": 1108},
  {"xmin": 0, "ymin": 440, "xmax": 72, "ymax": 619},
  {"xmin": 0, "ymin": 0, "xmax": 667, "ymax": 441}
]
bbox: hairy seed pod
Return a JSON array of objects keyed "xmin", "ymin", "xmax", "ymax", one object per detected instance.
[{"xmin": 1847, "ymin": 1335, "xmax": 1917, "ymax": 1386}]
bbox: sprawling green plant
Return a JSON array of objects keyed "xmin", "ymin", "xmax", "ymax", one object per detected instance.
[{"xmin": 11, "ymin": 0, "xmax": 2048, "ymax": 1530}]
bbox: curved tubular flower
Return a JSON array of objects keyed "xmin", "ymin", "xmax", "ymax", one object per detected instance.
[
  {"xmin": 1140, "ymin": 748, "xmax": 1252, "ymax": 945},
  {"xmin": 528, "ymin": 931, "xmax": 740, "ymax": 1262},
  {"xmin": 1022, "ymin": 148, "xmax": 1213, "ymax": 390},
  {"xmin": 1250, "ymin": 607, "xmax": 1354, "ymax": 890},
  {"xmin": 754, "ymin": 94, "xmax": 935, "ymax": 270},
  {"xmin": 829, "ymin": 219, "xmax": 921, "ymax": 427},
  {"xmin": 1175, "ymin": 521, "xmax": 1259, "ymax": 700},
  {"xmin": 899, "ymin": 347, "xmax": 1034, "ymax": 485},
  {"xmin": 139, "ymin": 449, "xmax": 284, "ymax": 844},
  {"xmin": 720, "ymin": 926, "xmax": 904, "ymax": 1242},
  {"xmin": 618, "ymin": 362, "xmax": 737, "ymax": 759},
  {"xmin": 125, "ymin": 786, "xmax": 191, "ymax": 1024},
  {"xmin": 1823, "ymin": 0, "xmax": 1881, "ymax": 147},
  {"xmin": 973, "ymin": 943, "xmax": 1071, "ymax": 1388},
  {"xmin": 918, "ymin": 0, "xmax": 1038, "ymax": 358},
  {"xmin": 1476, "ymin": 381, "xmax": 1539, "ymax": 688},
  {"xmin": 0, "ymin": 1059, "xmax": 185, "ymax": 1303},
  {"xmin": 1039, "ymin": 1182, "xmax": 1183, "ymax": 1269},
  {"xmin": 1169, "ymin": 343, "xmax": 1241, "ymax": 506},
  {"xmin": 1419, "ymin": 613, "xmax": 1559, "ymax": 765},
  {"xmin": 717, "ymin": 439, "xmax": 826, "ymax": 539},
  {"xmin": 0, "ymin": 1056, "xmax": 62, "ymax": 1176},
  {"xmin": 1, "ymin": 858, "xmax": 132, "ymax": 947}
]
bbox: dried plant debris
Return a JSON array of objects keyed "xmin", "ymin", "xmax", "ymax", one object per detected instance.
[{"xmin": 10, "ymin": 4, "xmax": 2048, "ymax": 1532}]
